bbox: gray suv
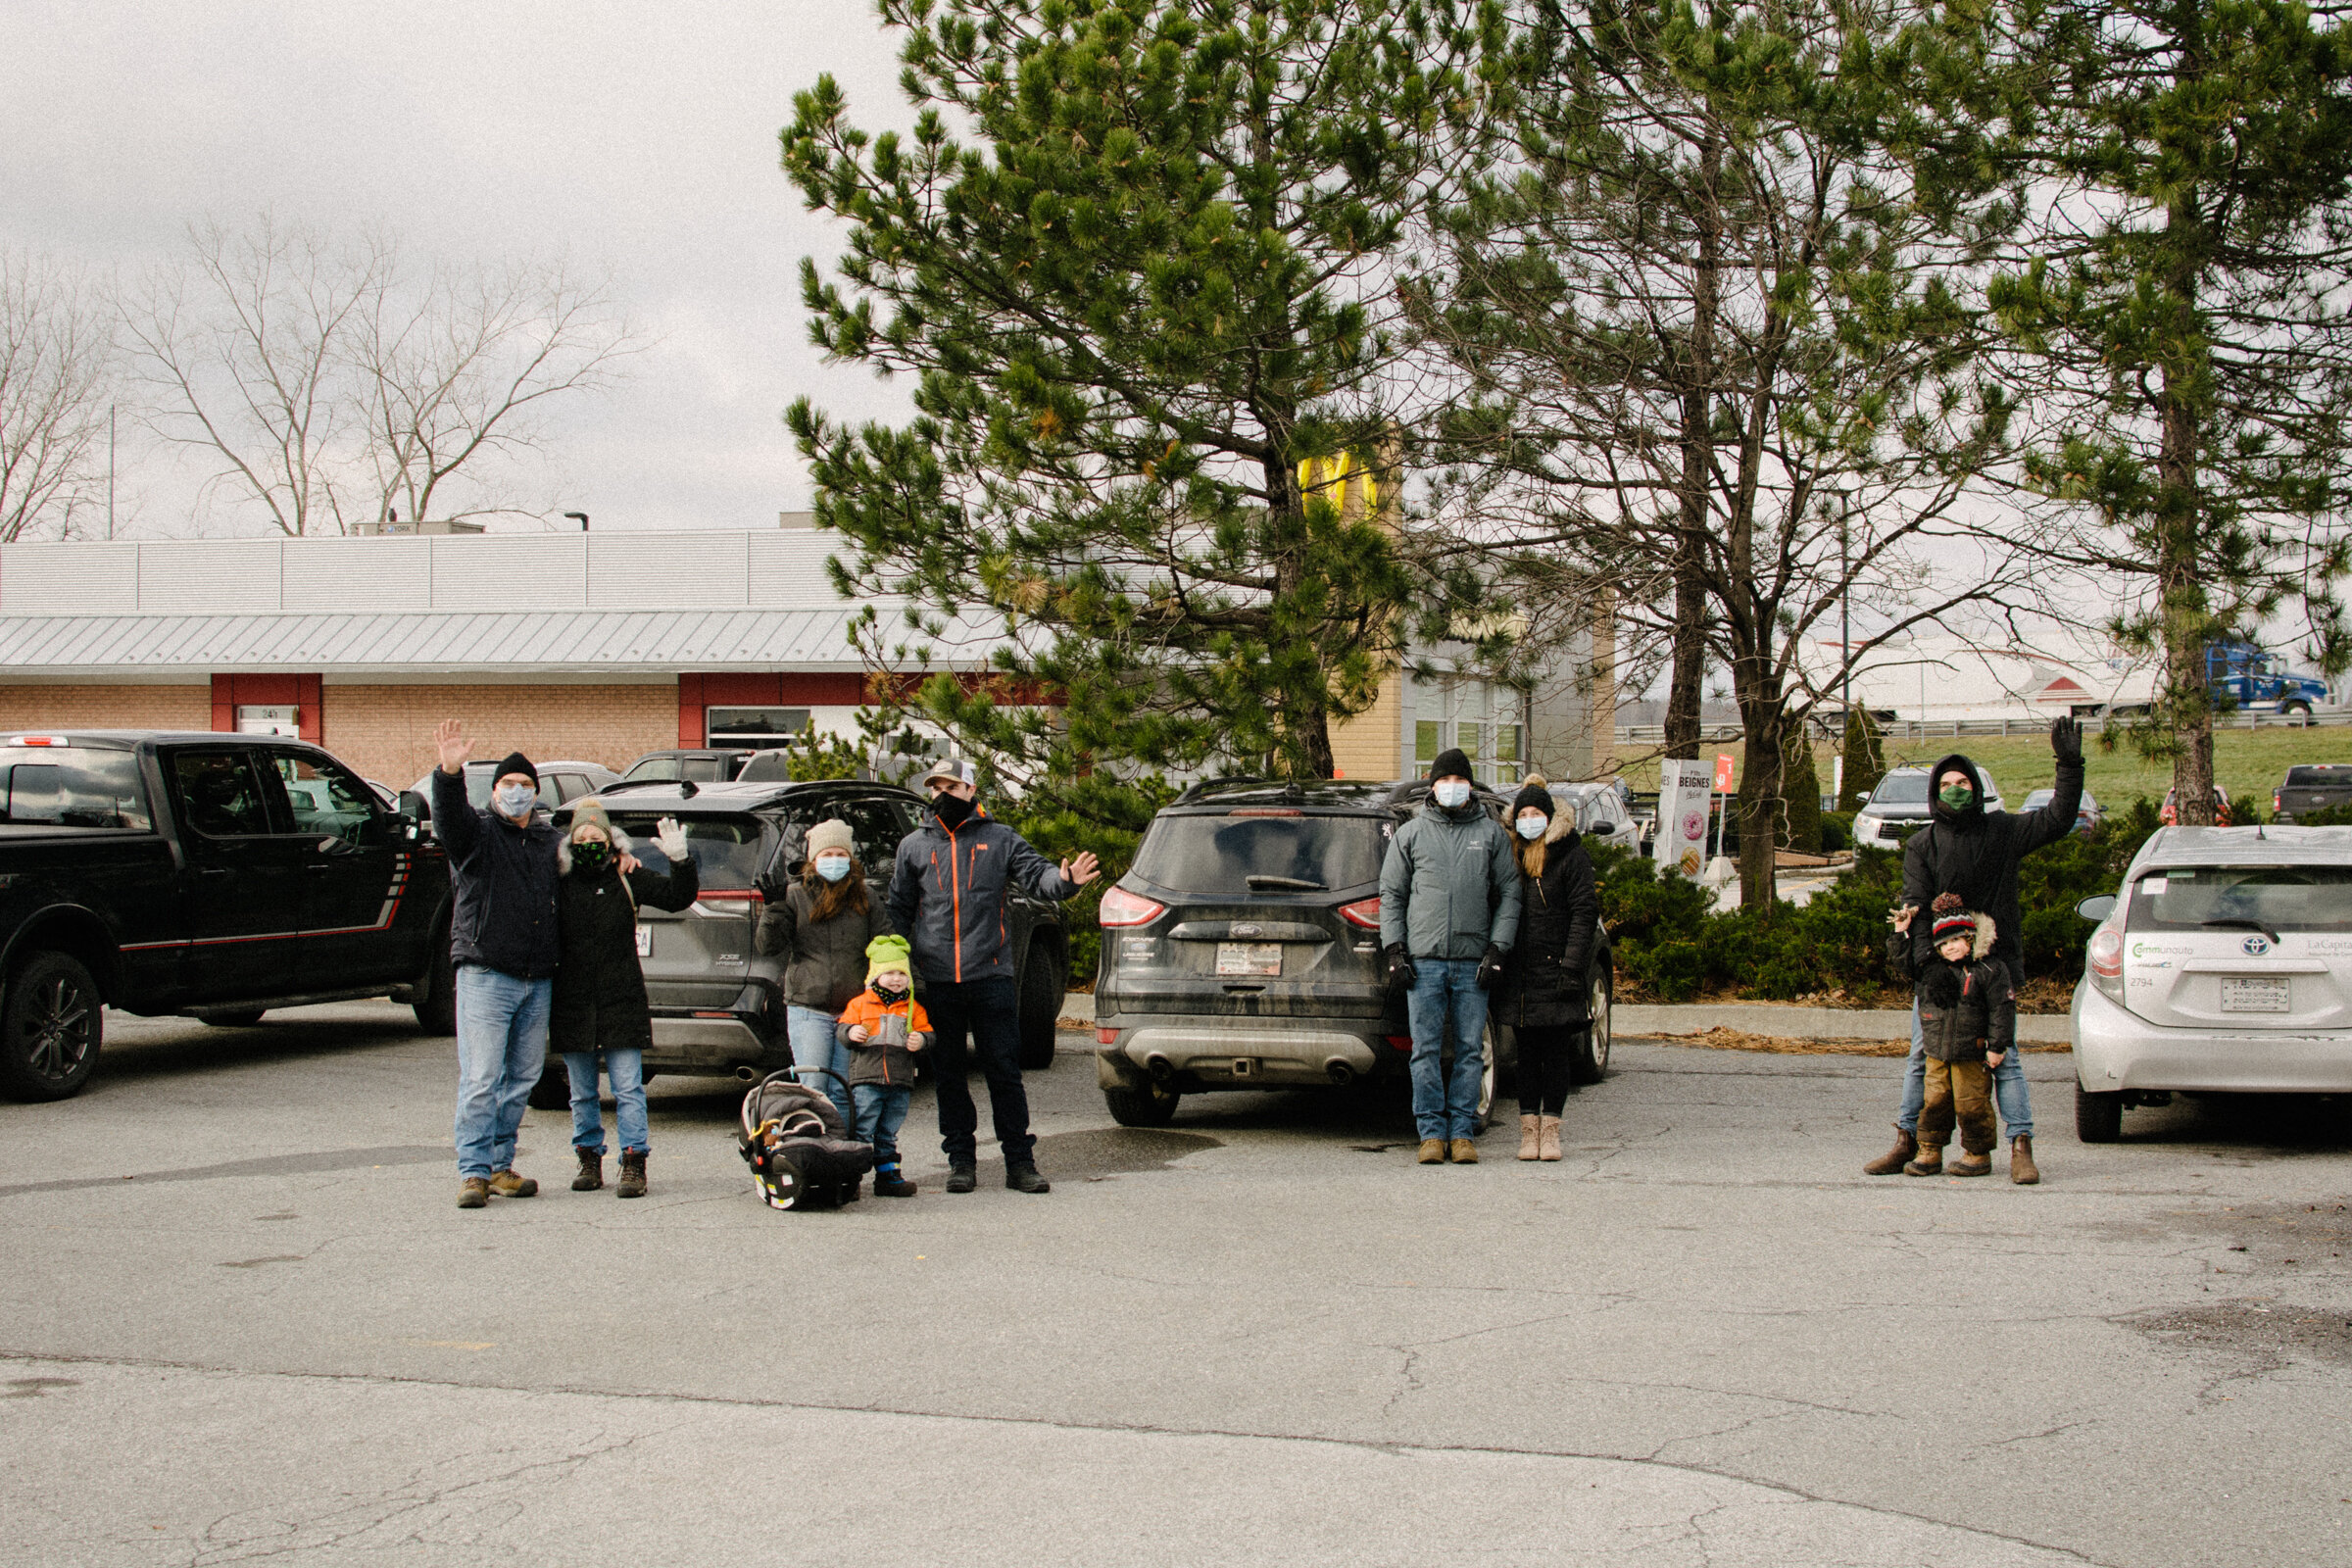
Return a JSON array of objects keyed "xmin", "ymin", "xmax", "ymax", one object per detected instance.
[
  {"xmin": 526, "ymin": 778, "xmax": 1069, "ymax": 1105},
  {"xmin": 1091, "ymin": 779, "xmax": 1613, "ymax": 1128}
]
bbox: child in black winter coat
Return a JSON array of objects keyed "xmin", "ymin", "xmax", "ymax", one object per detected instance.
[{"xmin": 1888, "ymin": 892, "xmax": 2017, "ymax": 1179}]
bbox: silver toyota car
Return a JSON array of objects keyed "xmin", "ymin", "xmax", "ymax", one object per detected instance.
[{"xmin": 2071, "ymin": 825, "xmax": 2352, "ymax": 1140}]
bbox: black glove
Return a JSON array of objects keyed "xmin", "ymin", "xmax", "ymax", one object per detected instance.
[
  {"xmin": 1476, "ymin": 943, "xmax": 1506, "ymax": 991},
  {"xmin": 1384, "ymin": 944, "xmax": 1417, "ymax": 995},
  {"xmin": 2050, "ymin": 715, "xmax": 2082, "ymax": 767}
]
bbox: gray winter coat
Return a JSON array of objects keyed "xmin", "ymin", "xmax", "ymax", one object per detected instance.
[
  {"xmin": 755, "ymin": 880, "xmax": 895, "ymax": 1013},
  {"xmin": 1378, "ymin": 800, "xmax": 1522, "ymax": 961}
]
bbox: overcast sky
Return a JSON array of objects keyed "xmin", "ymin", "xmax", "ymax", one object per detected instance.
[{"xmin": 2, "ymin": 0, "xmax": 918, "ymax": 534}]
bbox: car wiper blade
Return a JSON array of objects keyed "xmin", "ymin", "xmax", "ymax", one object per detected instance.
[
  {"xmin": 2201, "ymin": 917, "xmax": 2281, "ymax": 945},
  {"xmin": 1245, "ymin": 874, "xmax": 1326, "ymax": 891}
]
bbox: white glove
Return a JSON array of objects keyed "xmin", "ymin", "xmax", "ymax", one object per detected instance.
[{"xmin": 653, "ymin": 816, "xmax": 690, "ymax": 861}]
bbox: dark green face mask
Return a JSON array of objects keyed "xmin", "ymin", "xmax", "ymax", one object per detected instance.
[{"xmin": 1938, "ymin": 783, "xmax": 1975, "ymax": 809}]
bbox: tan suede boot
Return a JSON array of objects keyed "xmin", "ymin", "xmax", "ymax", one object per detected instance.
[
  {"xmin": 488, "ymin": 1168, "xmax": 537, "ymax": 1198},
  {"xmin": 1539, "ymin": 1115, "xmax": 1563, "ymax": 1161},
  {"xmin": 1449, "ymin": 1138, "xmax": 1479, "ymax": 1164},
  {"xmin": 1904, "ymin": 1138, "xmax": 1945, "ymax": 1177},
  {"xmin": 2010, "ymin": 1136, "xmax": 2040, "ymax": 1186},
  {"xmin": 1864, "ymin": 1125, "xmax": 1917, "ymax": 1176},
  {"xmin": 1948, "ymin": 1149, "xmax": 1993, "ymax": 1178},
  {"xmin": 1517, "ymin": 1114, "xmax": 1541, "ymax": 1160},
  {"xmin": 1416, "ymin": 1139, "xmax": 1446, "ymax": 1164}
]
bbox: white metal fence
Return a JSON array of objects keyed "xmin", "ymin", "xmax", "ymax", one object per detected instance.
[{"xmin": 1613, "ymin": 710, "xmax": 2350, "ymax": 747}]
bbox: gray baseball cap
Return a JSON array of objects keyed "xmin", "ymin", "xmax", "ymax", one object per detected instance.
[{"xmin": 920, "ymin": 758, "xmax": 978, "ymax": 790}]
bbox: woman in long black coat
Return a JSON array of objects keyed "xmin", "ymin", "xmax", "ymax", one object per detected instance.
[
  {"xmin": 1495, "ymin": 778, "xmax": 1600, "ymax": 1162},
  {"xmin": 553, "ymin": 802, "xmax": 698, "ymax": 1198}
]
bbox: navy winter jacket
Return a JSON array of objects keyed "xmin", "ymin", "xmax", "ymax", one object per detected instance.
[
  {"xmin": 886, "ymin": 804, "xmax": 1076, "ymax": 985},
  {"xmin": 431, "ymin": 766, "xmax": 561, "ymax": 980}
]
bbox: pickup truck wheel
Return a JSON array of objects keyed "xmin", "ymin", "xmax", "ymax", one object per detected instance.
[
  {"xmin": 1, "ymin": 952, "xmax": 103, "ymax": 1102},
  {"xmin": 2076, "ymin": 1079, "xmax": 2125, "ymax": 1143},
  {"xmin": 412, "ymin": 934, "xmax": 457, "ymax": 1036},
  {"xmin": 526, "ymin": 1059, "xmax": 570, "ymax": 1111},
  {"xmin": 1569, "ymin": 970, "xmax": 1614, "ymax": 1085},
  {"xmin": 202, "ymin": 1010, "xmax": 268, "ymax": 1028},
  {"xmin": 1016, "ymin": 941, "xmax": 1063, "ymax": 1071},
  {"xmin": 1104, "ymin": 1085, "xmax": 1180, "ymax": 1127}
]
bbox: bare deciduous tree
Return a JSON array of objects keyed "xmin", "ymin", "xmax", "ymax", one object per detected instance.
[
  {"xmin": 121, "ymin": 216, "xmax": 638, "ymax": 535},
  {"xmin": 0, "ymin": 251, "xmax": 115, "ymax": 541}
]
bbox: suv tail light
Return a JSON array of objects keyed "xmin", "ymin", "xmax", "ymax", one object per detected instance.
[
  {"xmin": 695, "ymin": 888, "xmax": 764, "ymax": 906},
  {"xmin": 1340, "ymin": 897, "xmax": 1382, "ymax": 929},
  {"xmin": 1098, "ymin": 886, "xmax": 1165, "ymax": 927},
  {"xmin": 2088, "ymin": 925, "xmax": 2125, "ymax": 999}
]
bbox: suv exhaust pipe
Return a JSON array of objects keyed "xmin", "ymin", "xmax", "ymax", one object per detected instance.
[
  {"xmin": 1325, "ymin": 1059, "xmax": 1355, "ymax": 1087},
  {"xmin": 736, "ymin": 1065, "xmax": 760, "ymax": 1082},
  {"xmin": 1145, "ymin": 1053, "xmax": 1175, "ymax": 1084}
]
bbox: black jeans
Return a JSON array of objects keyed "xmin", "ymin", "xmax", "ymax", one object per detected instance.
[
  {"xmin": 925, "ymin": 975, "xmax": 1034, "ymax": 1165},
  {"xmin": 1516, "ymin": 1026, "xmax": 1580, "ymax": 1117}
]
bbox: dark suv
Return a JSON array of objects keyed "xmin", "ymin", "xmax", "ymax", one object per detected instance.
[
  {"xmin": 531, "ymin": 778, "xmax": 1069, "ymax": 1104},
  {"xmin": 1091, "ymin": 779, "xmax": 1613, "ymax": 1128}
]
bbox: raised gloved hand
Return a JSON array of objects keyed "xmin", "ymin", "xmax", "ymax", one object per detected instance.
[
  {"xmin": 2049, "ymin": 715, "xmax": 2082, "ymax": 767},
  {"xmin": 1476, "ymin": 943, "xmax": 1506, "ymax": 991},
  {"xmin": 1384, "ymin": 944, "xmax": 1417, "ymax": 995},
  {"xmin": 654, "ymin": 816, "xmax": 690, "ymax": 862}
]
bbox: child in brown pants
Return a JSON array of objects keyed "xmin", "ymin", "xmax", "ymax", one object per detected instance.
[{"xmin": 1888, "ymin": 893, "xmax": 2017, "ymax": 1178}]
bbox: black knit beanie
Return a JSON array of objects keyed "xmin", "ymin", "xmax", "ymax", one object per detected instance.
[
  {"xmin": 1510, "ymin": 779, "xmax": 1554, "ymax": 820},
  {"xmin": 1430, "ymin": 747, "xmax": 1474, "ymax": 782},
  {"xmin": 493, "ymin": 752, "xmax": 538, "ymax": 788}
]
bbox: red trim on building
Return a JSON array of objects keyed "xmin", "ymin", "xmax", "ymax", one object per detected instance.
[
  {"xmin": 210, "ymin": 673, "xmax": 323, "ymax": 743},
  {"xmin": 675, "ymin": 672, "xmax": 872, "ymax": 747}
]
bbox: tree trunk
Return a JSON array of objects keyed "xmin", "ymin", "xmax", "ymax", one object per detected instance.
[
  {"xmin": 2156, "ymin": 195, "xmax": 2217, "ymax": 826},
  {"xmin": 1664, "ymin": 133, "xmax": 1723, "ymax": 763},
  {"xmin": 1732, "ymin": 678, "xmax": 1783, "ymax": 912}
]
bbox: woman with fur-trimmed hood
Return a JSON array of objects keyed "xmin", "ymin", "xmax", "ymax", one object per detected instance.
[
  {"xmin": 1886, "ymin": 893, "xmax": 2017, "ymax": 1179},
  {"xmin": 1495, "ymin": 777, "xmax": 1601, "ymax": 1162},
  {"xmin": 551, "ymin": 802, "xmax": 699, "ymax": 1198}
]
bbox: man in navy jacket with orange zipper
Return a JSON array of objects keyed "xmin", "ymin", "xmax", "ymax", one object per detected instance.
[{"xmin": 888, "ymin": 760, "xmax": 1098, "ymax": 1194}]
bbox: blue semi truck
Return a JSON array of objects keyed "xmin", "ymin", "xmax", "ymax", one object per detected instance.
[{"xmin": 2206, "ymin": 640, "xmax": 2332, "ymax": 718}]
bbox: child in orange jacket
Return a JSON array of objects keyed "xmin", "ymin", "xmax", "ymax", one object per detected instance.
[{"xmin": 836, "ymin": 934, "xmax": 930, "ymax": 1198}]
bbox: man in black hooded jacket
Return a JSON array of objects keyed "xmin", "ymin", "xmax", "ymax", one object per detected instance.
[{"xmin": 1864, "ymin": 717, "xmax": 2082, "ymax": 1184}]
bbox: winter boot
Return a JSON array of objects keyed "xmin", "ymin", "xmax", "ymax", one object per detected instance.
[
  {"xmin": 1539, "ymin": 1115, "xmax": 1563, "ymax": 1161},
  {"xmin": 1947, "ymin": 1149, "xmax": 1993, "ymax": 1178},
  {"xmin": 488, "ymin": 1168, "xmax": 537, "ymax": 1199},
  {"xmin": 457, "ymin": 1177, "xmax": 490, "ymax": 1209},
  {"xmin": 1005, "ymin": 1161, "xmax": 1051, "ymax": 1194},
  {"xmin": 2010, "ymin": 1136, "xmax": 2040, "ymax": 1186},
  {"xmin": 946, "ymin": 1163, "xmax": 977, "ymax": 1194},
  {"xmin": 1865, "ymin": 1125, "xmax": 1918, "ymax": 1176},
  {"xmin": 873, "ymin": 1165, "xmax": 917, "ymax": 1198},
  {"xmin": 571, "ymin": 1150, "xmax": 603, "ymax": 1192},
  {"xmin": 1517, "ymin": 1114, "xmax": 1541, "ymax": 1161},
  {"xmin": 1417, "ymin": 1139, "xmax": 1446, "ymax": 1164},
  {"xmin": 615, "ymin": 1150, "xmax": 646, "ymax": 1199},
  {"xmin": 1449, "ymin": 1138, "xmax": 1479, "ymax": 1164},
  {"xmin": 1904, "ymin": 1139, "xmax": 1945, "ymax": 1177}
]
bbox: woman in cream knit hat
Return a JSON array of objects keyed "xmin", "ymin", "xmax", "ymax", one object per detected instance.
[{"xmin": 755, "ymin": 819, "xmax": 894, "ymax": 1125}]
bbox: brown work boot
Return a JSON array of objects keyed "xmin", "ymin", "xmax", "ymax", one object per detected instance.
[
  {"xmin": 615, "ymin": 1150, "xmax": 646, "ymax": 1200},
  {"xmin": 1948, "ymin": 1150, "xmax": 1993, "ymax": 1178},
  {"xmin": 571, "ymin": 1151, "xmax": 603, "ymax": 1192},
  {"xmin": 1539, "ymin": 1115, "xmax": 1562, "ymax": 1161},
  {"xmin": 1865, "ymin": 1125, "xmax": 1917, "ymax": 1176},
  {"xmin": 2010, "ymin": 1135, "xmax": 2040, "ymax": 1186},
  {"xmin": 1904, "ymin": 1139, "xmax": 1944, "ymax": 1177},
  {"xmin": 488, "ymin": 1168, "xmax": 537, "ymax": 1199},
  {"xmin": 1416, "ymin": 1139, "xmax": 1446, "ymax": 1164},
  {"xmin": 457, "ymin": 1177, "xmax": 490, "ymax": 1209},
  {"xmin": 1449, "ymin": 1138, "xmax": 1479, "ymax": 1164},
  {"xmin": 1517, "ymin": 1114, "xmax": 1541, "ymax": 1161}
]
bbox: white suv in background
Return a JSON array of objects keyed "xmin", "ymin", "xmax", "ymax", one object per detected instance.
[{"xmin": 2071, "ymin": 826, "xmax": 2352, "ymax": 1140}]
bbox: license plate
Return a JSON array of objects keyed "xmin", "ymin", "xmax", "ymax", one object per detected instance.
[
  {"xmin": 1216, "ymin": 942, "xmax": 1281, "ymax": 977},
  {"xmin": 635, "ymin": 925, "xmax": 652, "ymax": 957},
  {"xmin": 2221, "ymin": 976, "xmax": 2289, "ymax": 1012}
]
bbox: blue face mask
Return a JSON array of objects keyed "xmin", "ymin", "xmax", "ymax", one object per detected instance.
[
  {"xmin": 814, "ymin": 855, "xmax": 851, "ymax": 883},
  {"xmin": 1434, "ymin": 780, "xmax": 1471, "ymax": 809},
  {"xmin": 1517, "ymin": 815, "xmax": 1547, "ymax": 840},
  {"xmin": 495, "ymin": 784, "xmax": 537, "ymax": 817}
]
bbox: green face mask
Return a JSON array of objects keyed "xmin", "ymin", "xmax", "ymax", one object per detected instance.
[{"xmin": 1938, "ymin": 783, "xmax": 1975, "ymax": 809}]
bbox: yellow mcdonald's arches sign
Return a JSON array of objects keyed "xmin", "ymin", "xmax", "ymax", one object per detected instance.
[{"xmin": 1298, "ymin": 452, "xmax": 1379, "ymax": 513}]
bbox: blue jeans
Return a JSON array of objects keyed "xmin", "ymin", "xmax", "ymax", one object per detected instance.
[
  {"xmin": 1897, "ymin": 1002, "xmax": 2034, "ymax": 1140},
  {"xmin": 787, "ymin": 1004, "xmax": 853, "ymax": 1125},
  {"xmin": 854, "ymin": 1082, "xmax": 912, "ymax": 1168},
  {"xmin": 564, "ymin": 1049, "xmax": 649, "ymax": 1155},
  {"xmin": 454, "ymin": 965, "xmax": 552, "ymax": 1179},
  {"xmin": 1406, "ymin": 958, "xmax": 1490, "ymax": 1140}
]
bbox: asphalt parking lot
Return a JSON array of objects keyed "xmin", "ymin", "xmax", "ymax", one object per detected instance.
[{"xmin": 4, "ymin": 1004, "xmax": 2350, "ymax": 1567}]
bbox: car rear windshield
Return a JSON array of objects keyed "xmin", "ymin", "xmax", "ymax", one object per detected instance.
[
  {"xmin": 1870, "ymin": 773, "xmax": 1930, "ymax": 806},
  {"xmin": 1130, "ymin": 811, "xmax": 1390, "ymax": 894},
  {"xmin": 2128, "ymin": 866, "xmax": 2352, "ymax": 933},
  {"xmin": 2286, "ymin": 765, "xmax": 2352, "ymax": 786},
  {"xmin": 0, "ymin": 747, "xmax": 152, "ymax": 830},
  {"xmin": 608, "ymin": 812, "xmax": 768, "ymax": 890}
]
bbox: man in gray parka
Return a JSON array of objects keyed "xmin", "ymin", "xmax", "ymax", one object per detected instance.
[{"xmin": 1379, "ymin": 748, "xmax": 1522, "ymax": 1164}]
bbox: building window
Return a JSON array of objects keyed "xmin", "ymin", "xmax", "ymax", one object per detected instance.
[
  {"xmin": 1414, "ymin": 679, "xmax": 1524, "ymax": 785},
  {"xmin": 706, "ymin": 707, "xmax": 810, "ymax": 749}
]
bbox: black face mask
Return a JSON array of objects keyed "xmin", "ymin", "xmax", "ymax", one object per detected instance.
[
  {"xmin": 873, "ymin": 980, "xmax": 908, "ymax": 1003},
  {"xmin": 931, "ymin": 790, "xmax": 976, "ymax": 829},
  {"xmin": 571, "ymin": 841, "xmax": 612, "ymax": 874}
]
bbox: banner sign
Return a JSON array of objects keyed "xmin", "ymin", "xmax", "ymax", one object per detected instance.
[{"xmin": 1655, "ymin": 758, "xmax": 1715, "ymax": 879}]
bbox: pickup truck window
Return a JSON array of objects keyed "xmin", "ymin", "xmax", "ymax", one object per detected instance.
[
  {"xmin": 172, "ymin": 752, "xmax": 274, "ymax": 838},
  {"xmin": 0, "ymin": 748, "xmax": 152, "ymax": 830},
  {"xmin": 271, "ymin": 755, "xmax": 380, "ymax": 846}
]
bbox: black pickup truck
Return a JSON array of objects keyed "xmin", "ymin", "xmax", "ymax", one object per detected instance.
[
  {"xmin": 2273, "ymin": 762, "xmax": 2352, "ymax": 824},
  {"xmin": 0, "ymin": 731, "xmax": 453, "ymax": 1101}
]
